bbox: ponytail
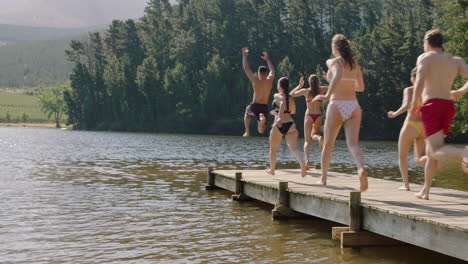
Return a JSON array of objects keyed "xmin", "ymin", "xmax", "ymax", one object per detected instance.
[{"xmin": 332, "ymin": 34, "xmax": 355, "ymax": 70}]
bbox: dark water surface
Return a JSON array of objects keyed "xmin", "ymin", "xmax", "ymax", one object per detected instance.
[{"xmin": 0, "ymin": 127, "xmax": 465, "ymax": 264}]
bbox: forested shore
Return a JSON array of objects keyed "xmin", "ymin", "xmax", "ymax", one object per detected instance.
[{"xmin": 64, "ymin": 0, "xmax": 467, "ymax": 141}]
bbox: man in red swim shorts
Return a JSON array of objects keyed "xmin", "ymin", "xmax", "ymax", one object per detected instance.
[{"xmin": 410, "ymin": 29, "xmax": 468, "ymax": 200}]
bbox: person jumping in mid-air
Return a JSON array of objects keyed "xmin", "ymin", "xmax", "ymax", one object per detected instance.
[{"xmin": 242, "ymin": 48, "xmax": 275, "ymax": 137}]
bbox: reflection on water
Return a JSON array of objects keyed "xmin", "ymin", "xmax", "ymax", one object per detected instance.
[{"xmin": 0, "ymin": 127, "xmax": 465, "ymax": 264}]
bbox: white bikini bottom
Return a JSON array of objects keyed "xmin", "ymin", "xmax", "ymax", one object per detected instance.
[{"xmin": 329, "ymin": 100, "xmax": 360, "ymax": 121}]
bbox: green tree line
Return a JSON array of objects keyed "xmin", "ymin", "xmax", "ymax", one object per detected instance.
[{"xmin": 64, "ymin": 0, "xmax": 467, "ymax": 140}]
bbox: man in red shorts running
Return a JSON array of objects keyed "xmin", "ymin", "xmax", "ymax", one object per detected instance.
[
  {"xmin": 410, "ymin": 29, "xmax": 468, "ymax": 200},
  {"xmin": 242, "ymin": 48, "xmax": 275, "ymax": 137}
]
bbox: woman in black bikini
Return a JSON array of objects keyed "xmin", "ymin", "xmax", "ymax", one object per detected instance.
[
  {"xmin": 290, "ymin": 75, "xmax": 328, "ymax": 170},
  {"xmin": 266, "ymin": 77, "xmax": 307, "ymax": 177}
]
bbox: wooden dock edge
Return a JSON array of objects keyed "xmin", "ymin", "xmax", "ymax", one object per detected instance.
[{"xmin": 207, "ymin": 169, "xmax": 468, "ymax": 261}]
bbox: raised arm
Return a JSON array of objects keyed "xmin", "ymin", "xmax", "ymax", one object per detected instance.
[
  {"xmin": 261, "ymin": 52, "xmax": 276, "ymax": 80},
  {"xmin": 388, "ymin": 87, "xmax": 412, "ymax": 118},
  {"xmin": 242, "ymin": 47, "xmax": 257, "ymax": 81},
  {"xmin": 355, "ymin": 63, "xmax": 365, "ymax": 92},
  {"xmin": 290, "ymin": 77, "xmax": 308, "ymax": 97},
  {"xmin": 410, "ymin": 55, "xmax": 428, "ymax": 113}
]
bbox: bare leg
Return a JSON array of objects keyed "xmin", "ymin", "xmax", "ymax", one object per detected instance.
[
  {"xmin": 285, "ymin": 126, "xmax": 307, "ymax": 177},
  {"xmin": 413, "ymin": 136, "xmax": 427, "ymax": 167},
  {"xmin": 415, "ymin": 156, "xmax": 437, "ymax": 200},
  {"xmin": 311, "ymin": 117, "xmax": 323, "ymax": 150},
  {"xmin": 398, "ymin": 124, "xmax": 419, "ymax": 191},
  {"xmin": 243, "ymin": 110, "xmax": 251, "ymax": 137},
  {"xmin": 343, "ymin": 107, "xmax": 367, "ymax": 192},
  {"xmin": 416, "ymin": 131, "xmax": 467, "ymax": 199},
  {"xmin": 425, "ymin": 131, "xmax": 467, "ymax": 160},
  {"xmin": 267, "ymin": 126, "xmax": 283, "ymax": 176},
  {"xmin": 257, "ymin": 113, "xmax": 267, "ymax": 134},
  {"xmin": 320, "ymin": 104, "xmax": 343, "ymax": 186},
  {"xmin": 303, "ymin": 117, "xmax": 313, "ymax": 170}
]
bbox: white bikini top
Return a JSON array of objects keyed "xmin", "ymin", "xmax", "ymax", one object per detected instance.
[{"xmin": 328, "ymin": 58, "xmax": 356, "ymax": 82}]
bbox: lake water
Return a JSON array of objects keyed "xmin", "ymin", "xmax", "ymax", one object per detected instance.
[{"xmin": 0, "ymin": 127, "xmax": 465, "ymax": 264}]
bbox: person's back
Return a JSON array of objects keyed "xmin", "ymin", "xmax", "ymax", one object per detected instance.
[
  {"xmin": 421, "ymin": 51, "xmax": 465, "ymax": 101},
  {"xmin": 326, "ymin": 57, "xmax": 364, "ymax": 101},
  {"xmin": 253, "ymin": 77, "xmax": 274, "ymax": 104}
]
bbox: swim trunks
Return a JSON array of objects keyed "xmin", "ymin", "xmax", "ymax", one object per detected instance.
[
  {"xmin": 420, "ymin": 98, "xmax": 455, "ymax": 138},
  {"xmin": 246, "ymin": 103, "xmax": 269, "ymax": 120}
]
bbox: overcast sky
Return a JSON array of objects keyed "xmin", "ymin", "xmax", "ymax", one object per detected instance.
[{"xmin": 0, "ymin": 0, "xmax": 154, "ymax": 27}]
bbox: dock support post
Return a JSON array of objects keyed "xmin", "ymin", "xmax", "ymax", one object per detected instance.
[
  {"xmin": 338, "ymin": 191, "xmax": 406, "ymax": 247},
  {"xmin": 232, "ymin": 172, "xmax": 251, "ymax": 201},
  {"xmin": 205, "ymin": 167, "xmax": 221, "ymax": 190},
  {"xmin": 272, "ymin": 181, "xmax": 306, "ymax": 220},
  {"xmin": 349, "ymin": 192, "xmax": 362, "ymax": 231}
]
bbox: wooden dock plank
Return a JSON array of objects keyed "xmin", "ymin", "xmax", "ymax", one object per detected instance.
[{"xmin": 210, "ymin": 168, "xmax": 468, "ymax": 261}]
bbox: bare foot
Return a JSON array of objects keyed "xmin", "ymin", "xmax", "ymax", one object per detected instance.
[
  {"xmin": 301, "ymin": 165, "xmax": 307, "ymax": 177},
  {"xmin": 415, "ymin": 191, "xmax": 429, "ymax": 200},
  {"xmin": 316, "ymin": 178, "xmax": 327, "ymax": 185},
  {"xmin": 243, "ymin": 132, "xmax": 250, "ymax": 137},
  {"xmin": 304, "ymin": 161, "xmax": 310, "ymax": 170},
  {"xmin": 258, "ymin": 114, "xmax": 266, "ymax": 134},
  {"xmin": 266, "ymin": 168, "xmax": 275, "ymax": 176},
  {"xmin": 359, "ymin": 168, "xmax": 368, "ymax": 192},
  {"xmin": 399, "ymin": 185, "xmax": 410, "ymax": 191},
  {"xmin": 319, "ymin": 136, "xmax": 324, "ymax": 151}
]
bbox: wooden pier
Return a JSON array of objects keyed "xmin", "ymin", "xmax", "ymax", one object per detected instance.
[{"xmin": 206, "ymin": 167, "xmax": 468, "ymax": 261}]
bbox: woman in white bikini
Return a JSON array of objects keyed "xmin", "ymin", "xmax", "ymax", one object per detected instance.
[
  {"xmin": 290, "ymin": 75, "xmax": 327, "ymax": 170},
  {"xmin": 313, "ymin": 34, "xmax": 368, "ymax": 192},
  {"xmin": 267, "ymin": 77, "xmax": 307, "ymax": 177},
  {"xmin": 387, "ymin": 68, "xmax": 427, "ymax": 191}
]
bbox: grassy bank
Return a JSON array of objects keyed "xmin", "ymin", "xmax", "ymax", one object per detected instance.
[{"xmin": 0, "ymin": 89, "xmax": 49, "ymax": 122}]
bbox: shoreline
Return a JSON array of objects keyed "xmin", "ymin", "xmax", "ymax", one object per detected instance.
[{"xmin": 0, "ymin": 122, "xmax": 68, "ymax": 128}]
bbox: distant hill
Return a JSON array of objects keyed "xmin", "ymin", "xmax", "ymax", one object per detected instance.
[
  {"xmin": 0, "ymin": 0, "xmax": 149, "ymax": 28},
  {"xmin": 0, "ymin": 23, "xmax": 96, "ymax": 42},
  {"xmin": 0, "ymin": 35, "xmax": 88, "ymax": 88}
]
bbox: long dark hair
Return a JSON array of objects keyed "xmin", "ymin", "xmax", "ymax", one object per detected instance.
[
  {"xmin": 308, "ymin": 74, "xmax": 320, "ymax": 98},
  {"xmin": 332, "ymin": 34, "xmax": 355, "ymax": 70},
  {"xmin": 279, "ymin": 77, "xmax": 290, "ymax": 112}
]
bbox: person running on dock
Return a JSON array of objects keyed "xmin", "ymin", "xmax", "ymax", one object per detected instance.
[
  {"xmin": 313, "ymin": 34, "xmax": 368, "ymax": 192},
  {"xmin": 410, "ymin": 29, "xmax": 468, "ymax": 200},
  {"xmin": 387, "ymin": 68, "xmax": 428, "ymax": 191},
  {"xmin": 266, "ymin": 77, "xmax": 307, "ymax": 177},
  {"xmin": 242, "ymin": 48, "xmax": 276, "ymax": 137},
  {"xmin": 290, "ymin": 75, "xmax": 328, "ymax": 170}
]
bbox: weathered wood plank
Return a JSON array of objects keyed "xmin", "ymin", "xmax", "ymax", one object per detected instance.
[{"xmin": 210, "ymin": 168, "xmax": 468, "ymax": 261}]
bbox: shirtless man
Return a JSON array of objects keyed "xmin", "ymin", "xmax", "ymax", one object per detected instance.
[
  {"xmin": 242, "ymin": 48, "xmax": 275, "ymax": 137},
  {"xmin": 410, "ymin": 29, "xmax": 468, "ymax": 200}
]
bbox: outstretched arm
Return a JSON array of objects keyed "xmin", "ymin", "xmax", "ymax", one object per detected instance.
[
  {"xmin": 242, "ymin": 48, "xmax": 256, "ymax": 81},
  {"xmin": 451, "ymin": 81, "xmax": 468, "ymax": 100},
  {"xmin": 451, "ymin": 58, "xmax": 468, "ymax": 100},
  {"xmin": 262, "ymin": 52, "xmax": 276, "ymax": 80},
  {"xmin": 388, "ymin": 87, "xmax": 412, "ymax": 118},
  {"xmin": 290, "ymin": 77, "xmax": 307, "ymax": 97}
]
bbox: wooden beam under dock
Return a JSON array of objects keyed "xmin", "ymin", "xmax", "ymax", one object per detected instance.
[{"xmin": 207, "ymin": 168, "xmax": 468, "ymax": 261}]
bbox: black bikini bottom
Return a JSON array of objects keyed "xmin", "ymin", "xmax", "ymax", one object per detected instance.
[{"xmin": 276, "ymin": 122, "xmax": 294, "ymax": 136}]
